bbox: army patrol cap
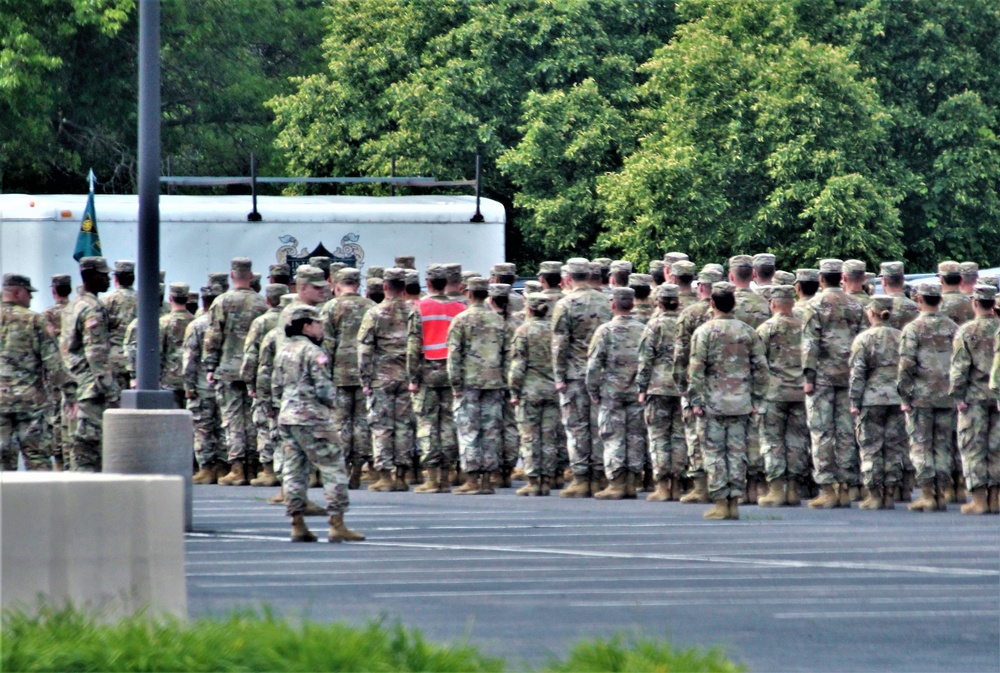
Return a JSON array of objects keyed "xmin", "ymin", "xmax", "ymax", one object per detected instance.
[
  {"xmin": 671, "ymin": 260, "xmax": 696, "ymax": 277},
  {"xmin": 773, "ymin": 270, "xmax": 795, "ymax": 285},
  {"xmin": 526, "ymin": 292, "xmax": 552, "ymax": 311},
  {"xmin": 279, "ymin": 293, "xmax": 296, "ymax": 307},
  {"xmin": 491, "ymin": 263, "xmax": 517, "ymax": 276},
  {"xmin": 114, "ymin": 260, "xmax": 135, "ymax": 274},
  {"xmin": 230, "ymin": 257, "xmax": 253, "ymax": 272},
  {"xmin": 328, "ymin": 262, "xmax": 347, "ymax": 276},
  {"xmin": 366, "ymin": 266, "xmax": 385, "ymax": 280},
  {"xmin": 381, "ymin": 267, "xmax": 406, "ymax": 282},
  {"xmin": 488, "ymin": 283, "xmax": 511, "ymax": 297},
  {"xmin": 405, "ymin": 270, "xmax": 420, "ymax": 285},
  {"xmin": 588, "ymin": 261, "xmax": 603, "ymax": 275},
  {"xmin": 394, "ymin": 255, "xmax": 416, "ymax": 270},
  {"xmin": 208, "ymin": 272, "xmax": 228, "ymax": 286},
  {"xmin": 979, "ymin": 275, "xmax": 999, "ymax": 289},
  {"xmin": 960, "ymin": 262, "xmax": 979, "ymax": 276},
  {"xmin": 309, "ymin": 256, "xmax": 332, "ymax": 273},
  {"xmin": 461, "ymin": 270, "xmax": 482, "ymax": 282},
  {"xmin": 752, "ymin": 253, "xmax": 776, "ymax": 268},
  {"xmin": 288, "ymin": 305, "xmax": 320, "ymax": 323},
  {"xmin": 843, "ymin": 259, "xmax": 867, "ymax": 274},
  {"xmin": 269, "ymin": 263, "xmax": 290, "ymax": 277},
  {"xmin": 819, "ymin": 259, "xmax": 843, "ymax": 273},
  {"xmin": 51, "ymin": 274, "xmax": 72, "ymax": 288},
  {"xmin": 443, "ymin": 263, "xmax": 462, "ymax": 279},
  {"xmin": 200, "ymin": 284, "xmax": 222, "ymax": 299},
  {"xmin": 938, "ymin": 260, "xmax": 961, "ymax": 275},
  {"xmin": 187, "ymin": 290, "xmax": 199, "ymax": 303},
  {"xmin": 916, "ymin": 282, "xmax": 941, "ymax": 298},
  {"xmin": 663, "ymin": 252, "xmax": 689, "ymax": 264},
  {"xmin": 880, "ymin": 261, "xmax": 905, "ymax": 276},
  {"xmin": 628, "ymin": 273, "xmax": 651, "ymax": 288},
  {"xmin": 168, "ymin": 282, "xmax": 189, "ymax": 300},
  {"xmin": 728, "ymin": 255, "xmax": 754, "ymax": 269},
  {"xmin": 336, "ymin": 267, "xmax": 361, "ymax": 284},
  {"xmin": 869, "ymin": 295, "xmax": 894, "ymax": 312},
  {"xmin": 655, "ymin": 283, "xmax": 679, "ymax": 299},
  {"xmin": 769, "ymin": 285, "xmax": 795, "ymax": 301},
  {"xmin": 973, "ymin": 284, "xmax": 997, "ymax": 301},
  {"xmin": 539, "ymin": 261, "xmax": 563, "ymax": 274},
  {"xmin": 251, "ymin": 272, "xmax": 262, "ymax": 285},
  {"xmin": 648, "ymin": 260, "xmax": 666, "ymax": 274},
  {"xmin": 523, "ymin": 280, "xmax": 543, "ymax": 293},
  {"xmin": 612, "ymin": 287, "xmax": 635, "ymax": 302},
  {"xmin": 467, "ymin": 277, "xmax": 489, "ymax": 292},
  {"xmin": 704, "ymin": 263, "xmax": 725, "ymax": 276},
  {"xmin": 593, "ymin": 257, "xmax": 612, "ymax": 271},
  {"xmin": 698, "ymin": 267, "xmax": 724, "ymax": 284},
  {"xmin": 712, "ymin": 281, "xmax": 736, "ymax": 295},
  {"xmin": 610, "ymin": 260, "xmax": 633, "ymax": 275},
  {"xmin": 79, "ymin": 256, "xmax": 111, "ymax": 273},
  {"xmin": 265, "ymin": 283, "xmax": 289, "ymax": 303},
  {"xmin": 3, "ymin": 274, "xmax": 37, "ymax": 291},
  {"xmin": 565, "ymin": 258, "xmax": 590, "ymax": 275},
  {"xmin": 425, "ymin": 264, "xmax": 449, "ymax": 281},
  {"xmin": 295, "ymin": 265, "xmax": 329, "ymax": 288},
  {"xmin": 796, "ymin": 268, "xmax": 820, "ymax": 282}
]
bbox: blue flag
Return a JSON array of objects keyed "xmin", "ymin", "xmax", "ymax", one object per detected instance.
[{"xmin": 73, "ymin": 190, "xmax": 101, "ymax": 261}]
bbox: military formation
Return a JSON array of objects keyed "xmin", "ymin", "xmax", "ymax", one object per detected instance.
[{"xmin": 3, "ymin": 251, "xmax": 1000, "ymax": 539}]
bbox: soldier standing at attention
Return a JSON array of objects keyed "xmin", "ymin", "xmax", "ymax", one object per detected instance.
[
  {"xmin": 949, "ymin": 285, "xmax": 1000, "ymax": 514},
  {"xmin": 491, "ymin": 263, "xmax": 523, "ymax": 313},
  {"xmin": 792, "ymin": 269, "xmax": 820, "ymax": 321},
  {"xmin": 447, "ymin": 278, "xmax": 509, "ymax": 495},
  {"xmin": 537, "ymin": 261, "xmax": 567, "ymax": 484},
  {"xmin": 42, "ymin": 274, "xmax": 73, "ymax": 470},
  {"xmin": 160, "ymin": 283, "xmax": 193, "ymax": 409},
  {"xmin": 752, "ymin": 253, "xmax": 777, "ymax": 302},
  {"xmin": 487, "ymin": 283, "xmax": 521, "ymax": 486},
  {"xmin": 443, "ymin": 264, "xmax": 468, "ymax": 307},
  {"xmin": 203, "ymin": 257, "xmax": 268, "ymax": 486},
  {"xmin": 62, "ymin": 257, "xmax": 119, "ymax": 471},
  {"xmin": 255, "ymin": 294, "xmax": 298, "ymax": 504},
  {"xmin": 636, "ymin": 284, "xmax": 685, "ymax": 501},
  {"xmin": 688, "ymin": 282, "xmax": 768, "ymax": 520},
  {"xmin": 898, "ymin": 283, "xmax": 959, "ymax": 512},
  {"xmin": 629, "ymin": 274, "xmax": 654, "ymax": 325},
  {"xmin": 365, "ymin": 267, "xmax": 385, "ymax": 304},
  {"xmin": 508, "ymin": 293, "xmax": 559, "ymax": 496},
  {"xmin": 938, "ymin": 261, "xmax": 975, "ymax": 325},
  {"xmin": 553, "ymin": 258, "xmax": 613, "ymax": 498},
  {"xmin": 880, "ymin": 262, "xmax": 920, "ymax": 333},
  {"xmin": 756, "ymin": 285, "xmax": 809, "ymax": 507},
  {"xmin": 843, "ymin": 260, "xmax": 873, "ymax": 312},
  {"xmin": 670, "ymin": 260, "xmax": 698, "ymax": 312},
  {"xmin": 358, "ymin": 268, "xmax": 414, "ymax": 492},
  {"xmin": 273, "ymin": 305, "xmax": 365, "ymax": 544},
  {"xmin": 320, "ymin": 268, "xmax": 375, "ymax": 489},
  {"xmin": 959, "ymin": 262, "xmax": 979, "ymax": 295},
  {"xmin": 1, "ymin": 274, "xmax": 71, "ymax": 470},
  {"xmin": 269, "ymin": 263, "xmax": 291, "ymax": 288},
  {"xmin": 848, "ymin": 296, "xmax": 905, "ymax": 510},
  {"xmin": 102, "ymin": 260, "xmax": 137, "ymax": 391},
  {"xmin": 186, "ymin": 285, "xmax": 227, "ymax": 483}
]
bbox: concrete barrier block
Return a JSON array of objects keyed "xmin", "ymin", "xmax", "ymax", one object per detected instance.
[{"xmin": 1, "ymin": 473, "xmax": 187, "ymax": 621}]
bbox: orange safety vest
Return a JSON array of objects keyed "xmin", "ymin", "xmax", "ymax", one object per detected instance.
[{"xmin": 415, "ymin": 297, "xmax": 466, "ymax": 360}]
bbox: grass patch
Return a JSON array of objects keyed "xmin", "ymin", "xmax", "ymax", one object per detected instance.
[{"xmin": 2, "ymin": 607, "xmax": 743, "ymax": 672}]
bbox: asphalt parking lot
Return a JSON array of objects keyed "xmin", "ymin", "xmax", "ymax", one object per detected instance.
[{"xmin": 187, "ymin": 485, "xmax": 1000, "ymax": 672}]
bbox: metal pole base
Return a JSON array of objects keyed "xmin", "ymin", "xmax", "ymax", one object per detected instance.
[{"xmin": 120, "ymin": 390, "xmax": 177, "ymax": 410}]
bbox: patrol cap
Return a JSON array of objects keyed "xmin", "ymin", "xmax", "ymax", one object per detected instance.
[
  {"xmin": 265, "ymin": 283, "xmax": 289, "ymax": 303},
  {"xmin": 843, "ymin": 259, "xmax": 867, "ymax": 274},
  {"xmin": 231, "ymin": 257, "xmax": 253, "ymax": 272},
  {"xmin": 366, "ymin": 266, "xmax": 385, "ymax": 280},
  {"xmin": 916, "ymin": 283, "xmax": 941, "ymax": 298},
  {"xmin": 938, "ymin": 260, "xmax": 961, "ymax": 275},
  {"xmin": 671, "ymin": 260, "xmax": 696, "ymax": 277},
  {"xmin": 769, "ymin": 285, "xmax": 795, "ymax": 301},
  {"xmin": 187, "ymin": 290, "xmax": 199, "ymax": 303},
  {"xmin": 51, "ymin": 274, "xmax": 72, "ymax": 288},
  {"xmin": 648, "ymin": 260, "xmax": 666, "ymax": 274},
  {"xmin": 773, "ymin": 270, "xmax": 795, "ymax": 285},
  {"xmin": 612, "ymin": 287, "xmax": 635, "ymax": 302},
  {"xmin": 593, "ymin": 258, "xmax": 612, "ymax": 270},
  {"xmin": 79, "ymin": 256, "xmax": 110, "ymax": 273},
  {"xmin": 728, "ymin": 255, "xmax": 753, "ymax": 268},
  {"xmin": 3, "ymin": 273, "xmax": 37, "ymax": 291},
  {"xmin": 539, "ymin": 261, "xmax": 563, "ymax": 274},
  {"xmin": 488, "ymin": 283, "xmax": 511, "ymax": 297},
  {"xmin": 870, "ymin": 295, "xmax": 894, "ymax": 312},
  {"xmin": 491, "ymin": 262, "xmax": 517, "ymax": 276},
  {"xmin": 200, "ymin": 285, "xmax": 222, "ymax": 299},
  {"xmin": 295, "ymin": 265, "xmax": 329, "ymax": 288},
  {"xmin": 394, "ymin": 255, "xmax": 416, "ymax": 270},
  {"xmin": 114, "ymin": 260, "xmax": 135, "ymax": 274},
  {"xmin": 288, "ymin": 305, "xmax": 319, "ymax": 322},
  {"xmin": 663, "ymin": 252, "xmax": 689, "ymax": 264},
  {"xmin": 698, "ymin": 267, "xmax": 724, "ymax": 284},
  {"xmin": 628, "ymin": 273, "xmax": 651, "ymax": 288},
  {"xmin": 960, "ymin": 262, "xmax": 979, "ymax": 276},
  {"xmin": 337, "ymin": 267, "xmax": 361, "ymax": 284},
  {"xmin": 169, "ymin": 282, "xmax": 189, "ymax": 300},
  {"xmin": 752, "ymin": 253, "xmax": 775, "ymax": 268},
  {"xmin": 655, "ymin": 283, "xmax": 679, "ymax": 299},
  {"xmin": 880, "ymin": 261, "xmax": 905, "ymax": 276},
  {"xmin": 610, "ymin": 260, "xmax": 633, "ymax": 275},
  {"xmin": 425, "ymin": 264, "xmax": 449, "ymax": 280},
  {"xmin": 819, "ymin": 259, "xmax": 843, "ymax": 273},
  {"xmin": 309, "ymin": 256, "xmax": 332, "ymax": 274},
  {"xmin": 208, "ymin": 272, "xmax": 229, "ymax": 286},
  {"xmin": 973, "ymin": 284, "xmax": 997, "ymax": 301},
  {"xmin": 328, "ymin": 262, "xmax": 347, "ymax": 276},
  {"xmin": 526, "ymin": 292, "xmax": 552, "ymax": 311},
  {"xmin": 796, "ymin": 268, "xmax": 820, "ymax": 282},
  {"xmin": 979, "ymin": 275, "xmax": 999, "ymax": 289},
  {"xmin": 443, "ymin": 263, "xmax": 462, "ymax": 279},
  {"xmin": 565, "ymin": 258, "xmax": 591, "ymax": 274},
  {"xmin": 461, "ymin": 270, "xmax": 482, "ymax": 282},
  {"xmin": 523, "ymin": 280, "xmax": 543, "ymax": 293},
  {"xmin": 712, "ymin": 281, "xmax": 736, "ymax": 295},
  {"xmin": 588, "ymin": 261, "xmax": 603, "ymax": 275},
  {"xmin": 382, "ymin": 267, "xmax": 407, "ymax": 282},
  {"xmin": 279, "ymin": 293, "xmax": 297, "ymax": 307},
  {"xmin": 269, "ymin": 263, "xmax": 291, "ymax": 278},
  {"xmin": 405, "ymin": 270, "xmax": 420, "ymax": 285},
  {"xmin": 467, "ymin": 277, "xmax": 489, "ymax": 292},
  {"xmin": 251, "ymin": 273, "xmax": 262, "ymax": 286},
  {"xmin": 703, "ymin": 263, "xmax": 725, "ymax": 276}
]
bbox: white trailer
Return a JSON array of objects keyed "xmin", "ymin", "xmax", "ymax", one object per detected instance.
[{"xmin": 0, "ymin": 193, "xmax": 506, "ymax": 311}]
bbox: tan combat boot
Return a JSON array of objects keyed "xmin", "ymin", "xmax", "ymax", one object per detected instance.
[
  {"xmin": 414, "ymin": 467, "xmax": 442, "ymax": 493},
  {"xmin": 882, "ymin": 486, "xmax": 895, "ymax": 510},
  {"xmin": 595, "ymin": 471, "xmax": 609, "ymax": 492},
  {"xmin": 368, "ymin": 470, "xmax": 395, "ymax": 492},
  {"xmin": 907, "ymin": 483, "xmax": 936, "ymax": 512},
  {"xmin": 348, "ymin": 462, "xmax": 364, "ymax": 490},
  {"xmin": 511, "ymin": 466, "xmax": 525, "ymax": 481},
  {"xmin": 623, "ymin": 472, "xmax": 638, "ymax": 499},
  {"xmin": 646, "ymin": 477, "xmax": 670, "ymax": 502},
  {"xmin": 454, "ymin": 473, "xmax": 481, "ymax": 495},
  {"xmin": 849, "ymin": 484, "xmax": 862, "ymax": 502},
  {"xmin": 594, "ymin": 473, "xmax": 626, "ymax": 500},
  {"xmin": 703, "ymin": 499, "xmax": 729, "ymax": 520},
  {"xmin": 500, "ymin": 468, "xmax": 513, "ymax": 488},
  {"xmin": 250, "ymin": 463, "xmax": 279, "ymax": 487},
  {"xmin": 479, "ymin": 472, "xmax": 496, "ymax": 494},
  {"xmin": 559, "ymin": 475, "xmax": 591, "ymax": 498},
  {"xmin": 516, "ymin": 477, "xmax": 540, "ymax": 497},
  {"xmin": 552, "ymin": 472, "xmax": 565, "ymax": 489},
  {"xmin": 955, "ymin": 477, "xmax": 967, "ymax": 504},
  {"xmin": 727, "ymin": 497, "xmax": 740, "ymax": 520},
  {"xmin": 192, "ymin": 466, "xmax": 217, "ymax": 485},
  {"xmin": 451, "ymin": 467, "xmax": 464, "ymax": 487},
  {"xmin": 960, "ymin": 488, "xmax": 989, "ymax": 515},
  {"xmin": 837, "ymin": 483, "xmax": 852, "ymax": 508},
  {"xmin": 309, "ymin": 469, "xmax": 320, "ymax": 488},
  {"xmin": 328, "ymin": 514, "xmax": 365, "ymax": 542},
  {"xmin": 680, "ymin": 475, "xmax": 710, "ymax": 504},
  {"xmin": 290, "ymin": 514, "xmax": 317, "ymax": 543},
  {"xmin": 539, "ymin": 476, "xmax": 551, "ymax": 496},
  {"xmin": 393, "ymin": 467, "xmax": 409, "ymax": 492},
  {"xmin": 214, "ymin": 462, "xmax": 231, "ymax": 482},
  {"xmin": 899, "ymin": 470, "xmax": 915, "ymax": 502},
  {"xmin": 757, "ymin": 478, "xmax": 785, "ymax": 507},
  {"xmin": 934, "ymin": 476, "xmax": 949, "ymax": 511},
  {"xmin": 988, "ymin": 486, "xmax": 1000, "ymax": 514},
  {"xmin": 808, "ymin": 484, "xmax": 839, "ymax": 509},
  {"xmin": 267, "ymin": 486, "xmax": 285, "ymax": 505},
  {"xmin": 785, "ymin": 479, "xmax": 801, "ymax": 507},
  {"xmin": 218, "ymin": 461, "xmax": 247, "ymax": 486},
  {"xmin": 859, "ymin": 486, "xmax": 882, "ymax": 510}
]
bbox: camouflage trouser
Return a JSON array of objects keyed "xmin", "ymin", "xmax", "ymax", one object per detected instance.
[
  {"xmin": 681, "ymin": 397, "xmax": 705, "ymax": 478},
  {"xmin": 806, "ymin": 386, "xmax": 858, "ymax": 486},
  {"xmin": 905, "ymin": 407, "xmax": 956, "ymax": 486},
  {"xmin": 515, "ymin": 399, "xmax": 560, "ymax": 478},
  {"xmin": 957, "ymin": 403, "xmax": 1000, "ymax": 490},
  {"xmin": 187, "ymin": 393, "xmax": 226, "ymax": 468},
  {"xmin": 69, "ymin": 396, "xmax": 108, "ymax": 472},
  {"xmin": 45, "ymin": 388, "xmax": 64, "ymax": 466},
  {"xmin": 644, "ymin": 395, "xmax": 685, "ymax": 479},
  {"xmin": 217, "ymin": 380, "xmax": 254, "ymax": 463},
  {"xmin": 760, "ymin": 401, "xmax": 809, "ymax": 483},
  {"xmin": 0, "ymin": 410, "xmax": 52, "ymax": 470},
  {"xmin": 702, "ymin": 413, "xmax": 749, "ymax": 501},
  {"xmin": 454, "ymin": 388, "xmax": 503, "ymax": 474},
  {"xmin": 598, "ymin": 400, "xmax": 645, "ymax": 479},
  {"xmin": 412, "ymin": 386, "xmax": 457, "ymax": 469},
  {"xmin": 367, "ymin": 381, "xmax": 413, "ymax": 472},
  {"xmin": 279, "ymin": 424, "xmax": 349, "ymax": 517},
  {"xmin": 333, "ymin": 386, "xmax": 372, "ymax": 469},
  {"xmin": 855, "ymin": 405, "xmax": 906, "ymax": 491},
  {"xmin": 501, "ymin": 397, "xmax": 520, "ymax": 470},
  {"xmin": 252, "ymin": 399, "xmax": 275, "ymax": 463},
  {"xmin": 559, "ymin": 379, "xmax": 603, "ymax": 477}
]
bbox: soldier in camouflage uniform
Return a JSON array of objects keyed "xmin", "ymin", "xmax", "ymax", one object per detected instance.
[
  {"xmin": 959, "ymin": 262, "xmax": 979, "ymax": 295},
  {"xmin": 272, "ymin": 305, "xmax": 364, "ymax": 544},
  {"xmin": 637, "ymin": 284, "xmax": 685, "ymax": 501},
  {"xmin": 509, "ymin": 293, "xmax": 559, "ymax": 496},
  {"xmin": 792, "ymin": 268, "xmax": 820, "ymax": 321},
  {"xmin": 880, "ymin": 262, "xmax": 920, "ymax": 334},
  {"xmin": 491, "ymin": 263, "xmax": 524, "ymax": 313},
  {"xmin": 843, "ymin": 260, "xmax": 873, "ymax": 313},
  {"xmin": 537, "ymin": 261, "xmax": 568, "ymax": 483},
  {"xmin": 629, "ymin": 274, "xmax": 654, "ymax": 325},
  {"xmin": 442, "ymin": 263, "xmax": 468, "ymax": 308},
  {"xmin": 42, "ymin": 274, "xmax": 73, "ymax": 469},
  {"xmin": 1, "ymin": 274, "xmax": 71, "ymax": 470},
  {"xmin": 203, "ymin": 257, "xmax": 268, "ymax": 485},
  {"xmin": 358, "ymin": 268, "xmax": 414, "ymax": 491},
  {"xmin": 241, "ymin": 283, "xmax": 288, "ymax": 487},
  {"xmin": 949, "ymin": 285, "xmax": 1000, "ymax": 514},
  {"xmin": 365, "ymin": 266, "xmax": 385, "ymax": 304},
  {"xmin": 487, "ymin": 283, "xmax": 521, "ymax": 485},
  {"xmin": 320, "ymin": 268, "xmax": 375, "ymax": 489},
  {"xmin": 255, "ymin": 294, "xmax": 298, "ymax": 503},
  {"xmin": 898, "ymin": 283, "xmax": 959, "ymax": 512},
  {"xmin": 186, "ymin": 285, "xmax": 227, "ymax": 483},
  {"xmin": 773, "ymin": 270, "xmax": 796, "ymax": 286},
  {"xmin": 102, "ymin": 260, "xmax": 137, "ymax": 391},
  {"xmin": 160, "ymin": 283, "xmax": 193, "ymax": 408},
  {"xmin": 269, "ymin": 263, "xmax": 291, "ymax": 288},
  {"xmin": 756, "ymin": 285, "xmax": 809, "ymax": 507},
  {"xmin": 61, "ymin": 257, "xmax": 119, "ymax": 471},
  {"xmin": 688, "ymin": 282, "xmax": 768, "ymax": 520},
  {"xmin": 553, "ymin": 258, "xmax": 613, "ymax": 497},
  {"xmin": 752, "ymin": 253, "xmax": 777, "ymax": 302},
  {"xmin": 802, "ymin": 259, "xmax": 865, "ymax": 508},
  {"xmin": 938, "ymin": 261, "xmax": 975, "ymax": 325},
  {"xmin": 670, "ymin": 260, "xmax": 698, "ymax": 313},
  {"xmin": 848, "ymin": 296, "xmax": 905, "ymax": 510},
  {"xmin": 447, "ymin": 277, "xmax": 509, "ymax": 494}
]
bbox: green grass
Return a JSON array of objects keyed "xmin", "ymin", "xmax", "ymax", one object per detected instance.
[{"xmin": 1, "ymin": 607, "xmax": 743, "ymax": 672}]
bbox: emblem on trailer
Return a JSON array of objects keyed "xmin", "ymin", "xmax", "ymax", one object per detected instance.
[{"xmin": 277, "ymin": 234, "xmax": 365, "ymax": 275}]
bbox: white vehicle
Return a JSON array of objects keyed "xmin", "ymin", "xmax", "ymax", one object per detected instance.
[{"xmin": 0, "ymin": 193, "xmax": 506, "ymax": 311}]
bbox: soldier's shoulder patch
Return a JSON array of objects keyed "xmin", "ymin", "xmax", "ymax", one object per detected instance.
[
  {"xmin": 86, "ymin": 317, "xmax": 100, "ymax": 330},
  {"xmin": 316, "ymin": 352, "xmax": 329, "ymax": 366}
]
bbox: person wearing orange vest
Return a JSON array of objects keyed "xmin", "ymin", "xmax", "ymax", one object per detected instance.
[{"xmin": 407, "ymin": 264, "xmax": 467, "ymax": 492}]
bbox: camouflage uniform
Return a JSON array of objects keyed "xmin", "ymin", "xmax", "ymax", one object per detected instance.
[
  {"xmin": 102, "ymin": 262, "xmax": 137, "ymax": 390},
  {"xmin": 886, "ymin": 291, "xmax": 920, "ymax": 331},
  {"xmin": 687, "ymin": 290, "xmax": 768, "ymax": 501},
  {"xmin": 1, "ymin": 277, "xmax": 71, "ymax": 470},
  {"xmin": 490, "ymin": 284, "xmax": 522, "ymax": 476},
  {"xmin": 447, "ymin": 281, "xmax": 508, "ymax": 476},
  {"xmin": 242, "ymin": 286, "xmax": 286, "ymax": 473},
  {"xmin": 160, "ymin": 284, "xmax": 193, "ymax": 408},
  {"xmin": 41, "ymin": 282, "xmax": 72, "ymax": 466},
  {"xmin": 255, "ymin": 325, "xmax": 282, "ymax": 472},
  {"xmin": 184, "ymin": 301, "xmax": 226, "ymax": 470},
  {"xmin": 123, "ymin": 318, "xmax": 138, "ymax": 383},
  {"xmin": 940, "ymin": 290, "xmax": 975, "ymax": 326}
]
